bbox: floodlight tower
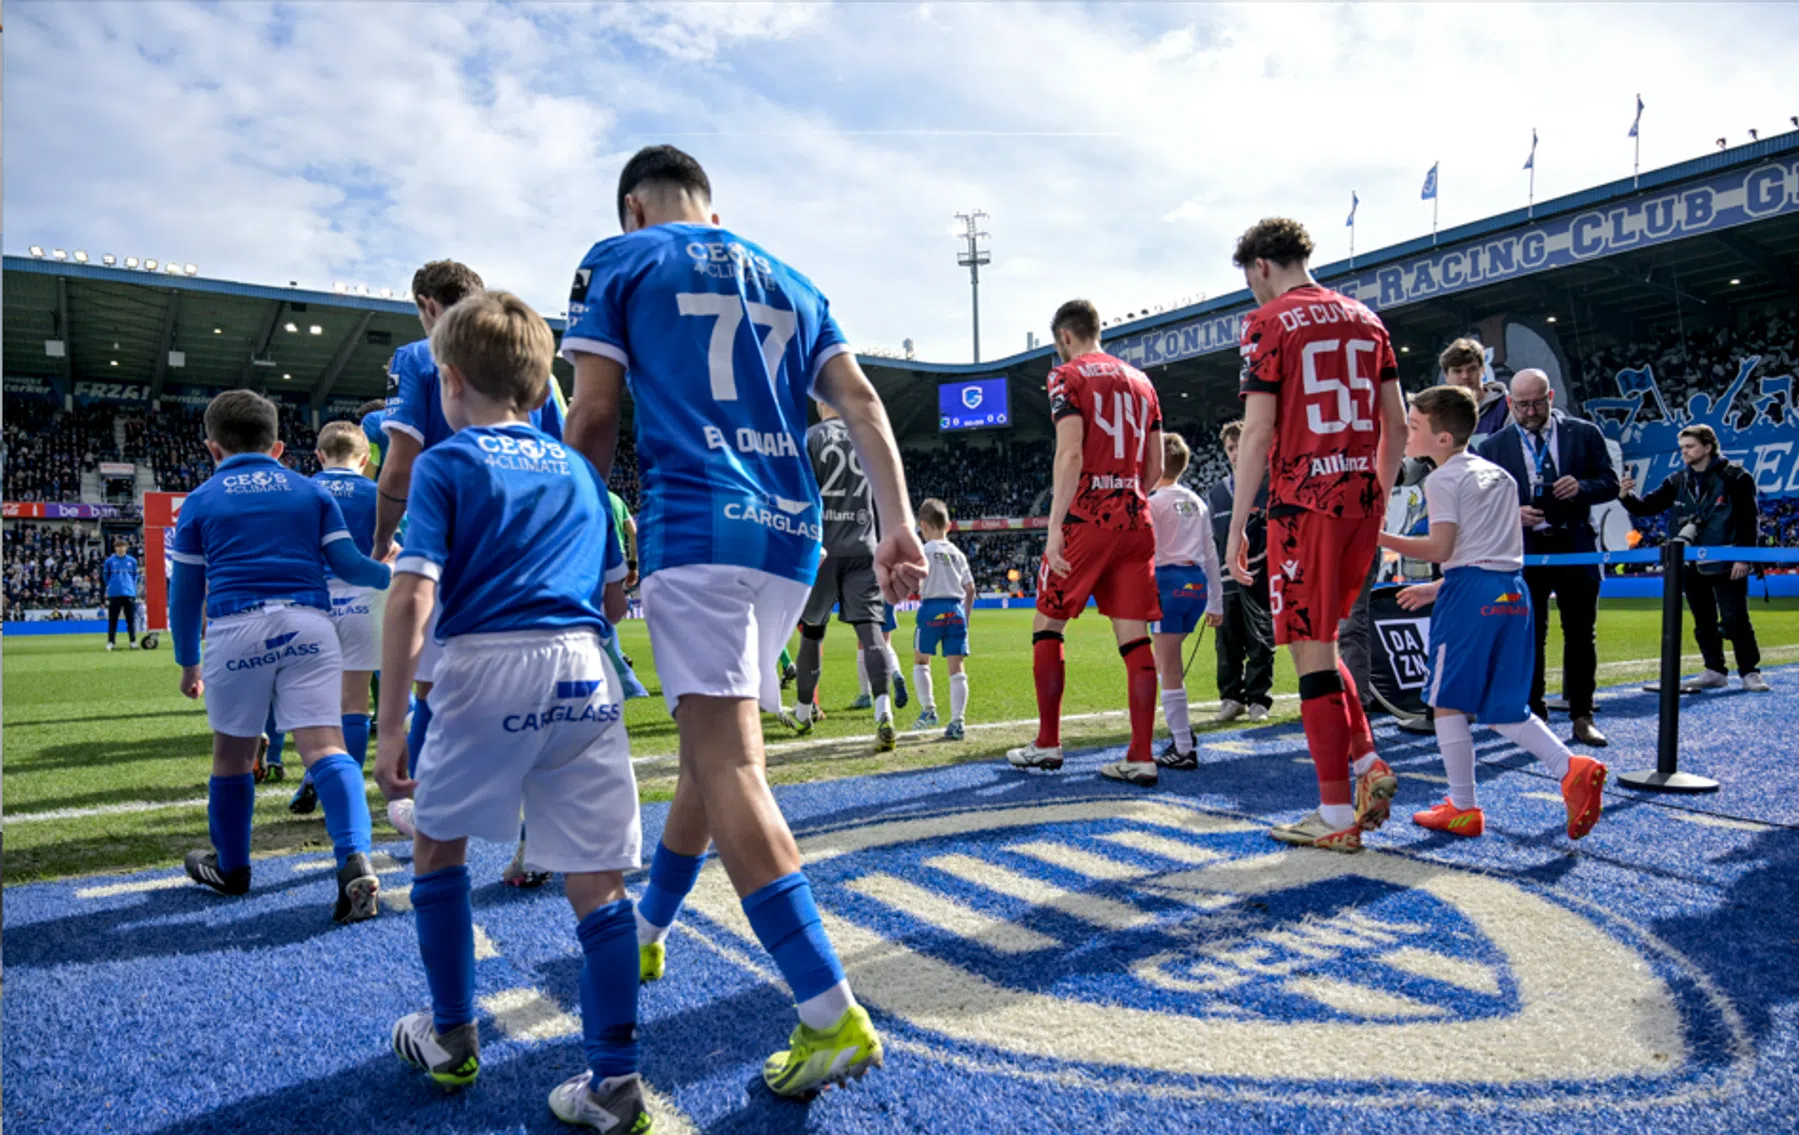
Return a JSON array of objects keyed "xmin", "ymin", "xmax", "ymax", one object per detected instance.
[{"xmin": 952, "ymin": 210, "xmax": 991, "ymax": 363}]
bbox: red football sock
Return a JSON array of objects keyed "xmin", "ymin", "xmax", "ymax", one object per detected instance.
[
  {"xmin": 1337, "ymin": 659, "xmax": 1376, "ymax": 761},
  {"xmin": 1122, "ymin": 638, "xmax": 1158, "ymax": 763},
  {"xmin": 1298, "ymin": 670, "xmax": 1353, "ymax": 806},
  {"xmin": 1032, "ymin": 633, "xmax": 1066, "ymax": 749}
]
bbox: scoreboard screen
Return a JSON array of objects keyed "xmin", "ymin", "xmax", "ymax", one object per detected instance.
[{"xmin": 938, "ymin": 378, "xmax": 1010, "ymax": 431}]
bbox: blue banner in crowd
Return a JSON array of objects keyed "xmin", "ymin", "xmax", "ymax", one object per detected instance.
[
  {"xmin": 1586, "ymin": 354, "xmax": 1799, "ymax": 499},
  {"xmin": 1103, "ymin": 158, "xmax": 1799, "ymax": 370}
]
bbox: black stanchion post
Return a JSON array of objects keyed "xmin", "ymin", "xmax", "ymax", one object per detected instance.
[{"xmin": 1620, "ymin": 537, "xmax": 1720, "ymax": 794}]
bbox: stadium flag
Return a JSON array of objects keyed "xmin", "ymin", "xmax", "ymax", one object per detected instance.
[
  {"xmin": 1525, "ymin": 129, "xmax": 1538, "ymax": 216},
  {"xmin": 1346, "ymin": 191, "xmax": 1359, "ymax": 264},
  {"xmin": 1630, "ymin": 94, "xmax": 1645, "ymax": 187},
  {"xmin": 1422, "ymin": 162, "xmax": 1440, "ymax": 242}
]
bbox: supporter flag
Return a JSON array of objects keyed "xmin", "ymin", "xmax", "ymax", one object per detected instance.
[
  {"xmin": 1345, "ymin": 191, "xmax": 1359, "ymax": 227},
  {"xmin": 1523, "ymin": 129, "xmax": 1538, "ymax": 171},
  {"xmin": 1420, "ymin": 163, "xmax": 1439, "ymax": 200},
  {"xmin": 1628, "ymin": 95, "xmax": 1645, "ymax": 138}
]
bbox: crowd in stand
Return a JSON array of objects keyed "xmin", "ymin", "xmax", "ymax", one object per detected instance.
[
  {"xmin": 5, "ymin": 347, "xmax": 1794, "ymax": 610},
  {"xmin": 1575, "ymin": 309, "xmax": 1798, "ymax": 425},
  {"xmin": 2, "ymin": 521, "xmax": 139, "ymax": 614},
  {"xmin": 2, "ymin": 402, "xmax": 115, "ymax": 502}
]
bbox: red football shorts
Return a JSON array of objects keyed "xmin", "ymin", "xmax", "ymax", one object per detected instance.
[
  {"xmin": 1265, "ymin": 510, "xmax": 1381, "ymax": 646},
  {"xmin": 1036, "ymin": 523, "xmax": 1161, "ymax": 622}
]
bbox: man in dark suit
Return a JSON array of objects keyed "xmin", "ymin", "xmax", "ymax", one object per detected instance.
[
  {"xmin": 1476, "ymin": 369, "xmax": 1619, "ymax": 747},
  {"xmin": 1204, "ymin": 420, "xmax": 1275, "ymax": 724}
]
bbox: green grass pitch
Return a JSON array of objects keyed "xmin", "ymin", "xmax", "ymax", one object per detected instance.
[{"xmin": 6, "ymin": 600, "xmax": 1798, "ymax": 883}]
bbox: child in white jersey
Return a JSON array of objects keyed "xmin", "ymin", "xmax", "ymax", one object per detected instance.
[
  {"xmin": 909, "ymin": 498, "xmax": 976, "ymax": 739},
  {"xmin": 1148, "ymin": 433, "xmax": 1224, "ymax": 769},
  {"xmin": 1378, "ymin": 385, "xmax": 1608, "ymax": 840}
]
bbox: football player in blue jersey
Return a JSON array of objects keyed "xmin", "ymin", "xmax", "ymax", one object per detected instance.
[
  {"xmin": 372, "ymin": 259, "xmax": 566, "ymax": 884},
  {"xmin": 102, "ymin": 537, "xmax": 140, "ymax": 650},
  {"xmin": 287, "ymin": 421, "xmax": 384, "ymax": 816},
  {"xmin": 373, "ymin": 292, "xmax": 645, "ymax": 1127},
  {"xmin": 170, "ymin": 390, "xmax": 392, "ymax": 923},
  {"xmin": 561, "ymin": 144, "xmax": 927, "ymax": 1099}
]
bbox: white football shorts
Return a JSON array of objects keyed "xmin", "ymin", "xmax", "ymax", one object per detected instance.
[
  {"xmin": 640, "ymin": 563, "xmax": 810, "ymax": 714},
  {"xmin": 413, "ymin": 627, "xmax": 641, "ymax": 875},
  {"xmin": 327, "ymin": 580, "xmax": 385, "ymax": 671},
  {"xmin": 202, "ymin": 603, "xmax": 343, "ymax": 738}
]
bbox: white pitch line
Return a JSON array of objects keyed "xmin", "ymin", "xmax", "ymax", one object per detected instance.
[
  {"xmin": 75, "ymin": 874, "xmax": 191, "ymax": 899},
  {"xmin": 9, "ymin": 786, "xmax": 298, "ymax": 825}
]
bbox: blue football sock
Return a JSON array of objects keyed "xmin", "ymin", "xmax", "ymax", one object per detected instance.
[
  {"xmin": 638, "ymin": 843, "xmax": 706, "ymax": 934},
  {"xmin": 309, "ymin": 751, "xmax": 372, "ymax": 867},
  {"xmin": 577, "ymin": 899, "xmax": 641, "ymax": 1080},
  {"xmin": 413, "ymin": 865, "xmax": 476, "ymax": 1033},
  {"xmin": 742, "ymin": 872, "xmax": 846, "ymax": 1005},
  {"xmin": 341, "ymin": 713, "xmax": 371, "ymax": 770},
  {"xmin": 407, "ymin": 697, "xmax": 433, "ymax": 780},
  {"xmin": 264, "ymin": 706, "xmax": 285, "ymax": 766},
  {"xmin": 208, "ymin": 773, "xmax": 256, "ymax": 873}
]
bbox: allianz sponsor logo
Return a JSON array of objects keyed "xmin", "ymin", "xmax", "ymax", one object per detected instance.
[
  {"xmin": 502, "ymin": 678, "xmax": 621, "ymax": 733},
  {"xmin": 477, "ymin": 433, "xmax": 570, "ymax": 474},
  {"xmin": 705, "ymin": 426, "xmax": 799, "ymax": 459},
  {"xmin": 1088, "ymin": 473, "xmax": 1139, "ymax": 491},
  {"xmin": 724, "ymin": 494, "xmax": 822, "ymax": 540},
  {"xmin": 227, "ymin": 630, "xmax": 321, "ymax": 671},
  {"xmin": 222, "ymin": 470, "xmax": 290, "ymax": 494},
  {"xmin": 824, "ymin": 507, "xmax": 870, "ymax": 526},
  {"xmin": 681, "ymin": 797, "xmax": 1724, "ymax": 1098},
  {"xmin": 1309, "ymin": 454, "xmax": 1370, "ymax": 477}
]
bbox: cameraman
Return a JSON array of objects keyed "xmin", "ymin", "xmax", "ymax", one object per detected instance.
[{"xmin": 1620, "ymin": 423, "xmax": 1769, "ymax": 693}]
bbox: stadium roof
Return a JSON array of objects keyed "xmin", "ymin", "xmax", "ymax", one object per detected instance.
[{"xmin": 7, "ymin": 129, "xmax": 1798, "ymax": 427}]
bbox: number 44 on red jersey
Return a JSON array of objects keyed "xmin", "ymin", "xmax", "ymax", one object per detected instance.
[{"xmin": 1238, "ymin": 284, "xmax": 1399, "ymax": 520}]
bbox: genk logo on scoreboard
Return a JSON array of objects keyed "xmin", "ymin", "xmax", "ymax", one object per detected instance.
[
  {"xmin": 681, "ymin": 797, "xmax": 1730, "ymax": 1104},
  {"xmin": 962, "ymin": 386, "xmax": 984, "ymax": 410}
]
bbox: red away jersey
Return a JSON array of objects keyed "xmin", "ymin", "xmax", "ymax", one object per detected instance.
[
  {"xmin": 1238, "ymin": 284, "xmax": 1399, "ymax": 519},
  {"xmin": 1048, "ymin": 352, "xmax": 1163, "ymax": 530}
]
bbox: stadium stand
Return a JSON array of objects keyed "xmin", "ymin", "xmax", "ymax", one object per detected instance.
[
  {"xmin": 1575, "ymin": 307, "xmax": 1799, "ymax": 410},
  {"xmin": 3, "ymin": 521, "xmax": 140, "ymax": 613}
]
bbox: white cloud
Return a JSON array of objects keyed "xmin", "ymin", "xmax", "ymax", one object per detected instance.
[{"xmin": 6, "ymin": 1, "xmax": 1797, "ymax": 366}]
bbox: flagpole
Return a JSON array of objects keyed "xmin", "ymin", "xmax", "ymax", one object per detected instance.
[
  {"xmin": 1432, "ymin": 159, "xmax": 1439, "ymax": 244},
  {"xmin": 1633, "ymin": 93, "xmax": 1642, "ymax": 189},
  {"xmin": 1529, "ymin": 162, "xmax": 1535, "ymax": 218}
]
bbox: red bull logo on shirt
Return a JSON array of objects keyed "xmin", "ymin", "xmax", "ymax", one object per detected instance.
[{"xmin": 1482, "ymin": 591, "xmax": 1528, "ymax": 617}]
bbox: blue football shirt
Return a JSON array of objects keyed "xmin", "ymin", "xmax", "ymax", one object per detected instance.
[
  {"xmin": 383, "ymin": 339, "xmax": 566, "ymax": 452},
  {"xmin": 103, "ymin": 554, "xmax": 139, "ymax": 599},
  {"xmin": 395, "ymin": 423, "xmax": 625, "ymax": 640},
  {"xmin": 313, "ymin": 467, "xmax": 379, "ymax": 578},
  {"xmin": 560, "ymin": 223, "xmax": 852, "ymax": 586},
  {"xmin": 170, "ymin": 453, "xmax": 354, "ymax": 619}
]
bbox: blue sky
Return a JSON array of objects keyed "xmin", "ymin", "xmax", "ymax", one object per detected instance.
[{"xmin": 6, "ymin": 2, "xmax": 1797, "ymax": 363}]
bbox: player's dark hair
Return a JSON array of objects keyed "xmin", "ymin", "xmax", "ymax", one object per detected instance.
[
  {"xmin": 356, "ymin": 398, "xmax": 386, "ymax": 421},
  {"xmin": 316, "ymin": 420, "xmax": 369, "ymax": 464},
  {"xmin": 1679, "ymin": 423, "xmax": 1720, "ymax": 458},
  {"xmin": 617, "ymin": 145, "xmax": 712, "ymax": 227},
  {"xmin": 1232, "ymin": 218, "xmax": 1315, "ymax": 269},
  {"xmin": 204, "ymin": 390, "xmax": 279, "ymax": 455},
  {"xmin": 1219, "ymin": 419, "xmax": 1245, "ymax": 444},
  {"xmin": 430, "ymin": 290, "xmax": 554, "ymax": 414},
  {"xmin": 411, "ymin": 260, "xmax": 485, "ymax": 310},
  {"xmin": 919, "ymin": 498, "xmax": 951, "ymax": 530},
  {"xmin": 1411, "ymin": 385, "xmax": 1478, "ymax": 445},
  {"xmin": 1162, "ymin": 432, "xmax": 1191, "ymax": 475},
  {"xmin": 1050, "ymin": 299, "xmax": 1101, "ymax": 343},
  {"xmin": 1438, "ymin": 337, "xmax": 1485, "ymax": 373}
]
